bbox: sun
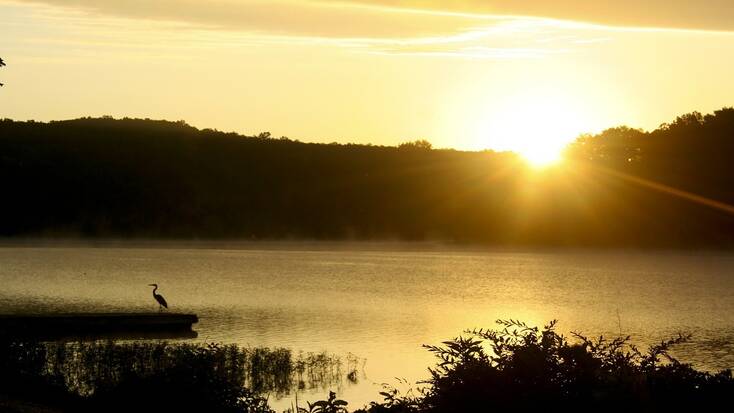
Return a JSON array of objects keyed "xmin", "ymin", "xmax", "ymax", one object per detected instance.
[
  {"xmin": 474, "ymin": 91, "xmax": 594, "ymax": 168},
  {"xmin": 519, "ymin": 144, "xmax": 564, "ymax": 168}
]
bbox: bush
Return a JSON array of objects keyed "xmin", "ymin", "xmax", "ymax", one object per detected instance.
[{"xmin": 361, "ymin": 320, "xmax": 734, "ymax": 413}]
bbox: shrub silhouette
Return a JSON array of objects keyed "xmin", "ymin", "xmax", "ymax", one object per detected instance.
[
  {"xmin": 299, "ymin": 391, "xmax": 349, "ymax": 413},
  {"xmin": 359, "ymin": 320, "xmax": 734, "ymax": 413}
]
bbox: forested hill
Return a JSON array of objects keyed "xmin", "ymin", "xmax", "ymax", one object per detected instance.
[{"xmin": 1, "ymin": 110, "xmax": 734, "ymax": 247}]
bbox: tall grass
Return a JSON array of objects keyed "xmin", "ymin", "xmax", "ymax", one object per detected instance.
[{"xmin": 0, "ymin": 338, "xmax": 351, "ymax": 412}]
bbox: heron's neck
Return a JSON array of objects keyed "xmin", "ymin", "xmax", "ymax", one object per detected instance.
[{"xmin": 152, "ymin": 286, "xmax": 158, "ymax": 294}]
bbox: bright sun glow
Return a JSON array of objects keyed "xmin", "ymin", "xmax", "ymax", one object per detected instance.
[{"xmin": 475, "ymin": 90, "xmax": 596, "ymax": 167}]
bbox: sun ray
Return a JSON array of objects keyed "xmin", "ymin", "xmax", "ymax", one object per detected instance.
[{"xmin": 473, "ymin": 89, "xmax": 596, "ymax": 167}]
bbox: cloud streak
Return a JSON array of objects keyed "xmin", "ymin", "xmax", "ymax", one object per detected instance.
[
  {"xmin": 6, "ymin": 0, "xmax": 609, "ymax": 59},
  {"xmin": 9, "ymin": 0, "xmax": 487, "ymax": 38},
  {"xmin": 339, "ymin": 0, "xmax": 734, "ymax": 32},
  {"xmin": 12, "ymin": 0, "xmax": 734, "ymax": 38},
  {"xmin": 12, "ymin": 0, "xmax": 731, "ymax": 62}
]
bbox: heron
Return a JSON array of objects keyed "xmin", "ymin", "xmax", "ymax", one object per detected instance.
[{"xmin": 148, "ymin": 283, "xmax": 168, "ymax": 311}]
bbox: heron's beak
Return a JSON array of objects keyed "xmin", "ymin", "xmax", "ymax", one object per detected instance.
[{"xmin": 148, "ymin": 284, "xmax": 156, "ymax": 286}]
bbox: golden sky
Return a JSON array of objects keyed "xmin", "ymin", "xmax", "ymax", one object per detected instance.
[{"xmin": 1, "ymin": 0, "xmax": 733, "ymax": 155}]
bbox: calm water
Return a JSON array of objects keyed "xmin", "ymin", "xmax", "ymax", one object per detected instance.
[{"xmin": 1, "ymin": 244, "xmax": 733, "ymax": 408}]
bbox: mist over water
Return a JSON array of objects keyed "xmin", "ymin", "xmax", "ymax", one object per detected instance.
[{"xmin": 1, "ymin": 243, "xmax": 733, "ymax": 407}]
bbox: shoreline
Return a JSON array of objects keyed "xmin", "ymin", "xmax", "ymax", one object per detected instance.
[{"xmin": 1, "ymin": 238, "xmax": 732, "ymax": 255}]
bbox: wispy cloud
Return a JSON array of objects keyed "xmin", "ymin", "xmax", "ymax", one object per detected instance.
[
  {"xmin": 344, "ymin": 19, "xmax": 589, "ymax": 58},
  {"xmin": 3, "ymin": 0, "xmax": 617, "ymax": 60},
  {"xmin": 336, "ymin": 0, "xmax": 734, "ymax": 32},
  {"xmin": 11, "ymin": 0, "xmax": 734, "ymax": 37},
  {"xmin": 8, "ymin": 0, "xmax": 486, "ymax": 38}
]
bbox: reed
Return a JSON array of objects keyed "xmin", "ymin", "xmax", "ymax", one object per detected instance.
[{"xmin": 0, "ymin": 338, "xmax": 350, "ymax": 412}]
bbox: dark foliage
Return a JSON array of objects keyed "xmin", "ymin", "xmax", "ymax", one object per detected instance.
[
  {"xmin": 0, "ymin": 336, "xmax": 80, "ymax": 409},
  {"xmin": 1, "ymin": 108, "xmax": 734, "ymax": 245},
  {"xmin": 2, "ymin": 320, "xmax": 732, "ymax": 412},
  {"xmin": 0, "ymin": 117, "xmax": 520, "ymax": 242},
  {"xmin": 0, "ymin": 338, "xmax": 273, "ymax": 412},
  {"xmin": 298, "ymin": 391, "xmax": 348, "ymax": 413},
  {"xmin": 358, "ymin": 320, "xmax": 734, "ymax": 413},
  {"xmin": 354, "ymin": 380, "xmax": 421, "ymax": 413},
  {"xmin": 0, "ymin": 338, "xmax": 347, "ymax": 412}
]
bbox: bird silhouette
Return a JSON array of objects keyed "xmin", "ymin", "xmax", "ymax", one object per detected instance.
[
  {"xmin": 0, "ymin": 57, "xmax": 5, "ymax": 87},
  {"xmin": 148, "ymin": 283, "xmax": 168, "ymax": 312}
]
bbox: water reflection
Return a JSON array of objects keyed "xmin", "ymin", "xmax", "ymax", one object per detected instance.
[{"xmin": 1, "ymin": 245, "xmax": 733, "ymax": 407}]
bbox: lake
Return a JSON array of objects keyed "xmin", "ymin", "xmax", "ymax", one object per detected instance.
[{"xmin": 1, "ymin": 243, "xmax": 733, "ymax": 409}]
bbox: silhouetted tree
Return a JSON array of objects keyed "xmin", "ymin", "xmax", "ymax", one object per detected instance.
[
  {"xmin": 398, "ymin": 139, "xmax": 432, "ymax": 150},
  {"xmin": 2, "ymin": 108, "xmax": 734, "ymax": 246}
]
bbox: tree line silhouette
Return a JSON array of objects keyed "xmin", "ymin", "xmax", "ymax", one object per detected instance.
[{"xmin": 1, "ymin": 108, "xmax": 734, "ymax": 246}]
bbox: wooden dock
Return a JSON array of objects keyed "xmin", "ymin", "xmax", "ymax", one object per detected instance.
[{"xmin": 0, "ymin": 313, "xmax": 198, "ymax": 341}]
